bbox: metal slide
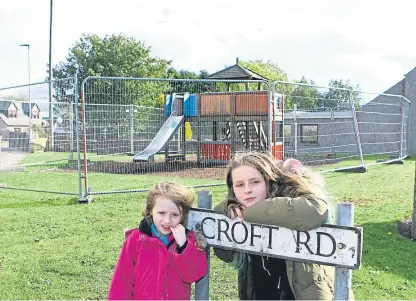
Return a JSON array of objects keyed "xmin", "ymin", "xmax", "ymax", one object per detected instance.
[{"xmin": 133, "ymin": 115, "xmax": 184, "ymax": 163}]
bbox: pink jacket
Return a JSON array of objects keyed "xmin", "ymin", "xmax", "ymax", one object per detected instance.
[{"xmin": 108, "ymin": 220, "xmax": 207, "ymax": 300}]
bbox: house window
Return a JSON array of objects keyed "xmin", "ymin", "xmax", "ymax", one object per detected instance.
[
  {"xmin": 300, "ymin": 124, "xmax": 318, "ymax": 143},
  {"xmin": 8, "ymin": 110, "xmax": 17, "ymax": 118},
  {"xmin": 283, "ymin": 124, "xmax": 292, "ymax": 138},
  {"xmin": 32, "ymin": 111, "xmax": 40, "ymax": 119},
  {"xmin": 14, "ymin": 128, "xmax": 22, "ymax": 133}
]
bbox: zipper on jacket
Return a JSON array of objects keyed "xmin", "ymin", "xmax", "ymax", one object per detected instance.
[
  {"xmin": 165, "ymin": 262, "xmax": 169, "ymax": 299},
  {"xmin": 166, "ymin": 239, "xmax": 175, "ymax": 249},
  {"xmin": 164, "ymin": 242, "xmax": 175, "ymax": 299}
]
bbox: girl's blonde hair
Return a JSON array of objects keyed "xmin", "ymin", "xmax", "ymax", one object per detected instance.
[
  {"xmin": 143, "ymin": 181, "xmax": 207, "ymax": 249},
  {"xmin": 144, "ymin": 181, "xmax": 195, "ymax": 225},
  {"xmin": 225, "ymin": 152, "xmax": 327, "ymax": 203}
]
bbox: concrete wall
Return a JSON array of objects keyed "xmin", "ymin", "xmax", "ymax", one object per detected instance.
[
  {"xmin": 357, "ymin": 94, "xmax": 404, "ymax": 156},
  {"xmin": 404, "ymin": 69, "xmax": 416, "ymax": 155},
  {"xmin": 283, "ymin": 102, "xmax": 406, "ymax": 157},
  {"xmin": 366, "ymin": 68, "xmax": 416, "ymax": 155},
  {"xmin": 283, "ymin": 117, "xmax": 358, "ymax": 154}
]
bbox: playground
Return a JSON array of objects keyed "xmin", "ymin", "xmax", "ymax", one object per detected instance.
[{"xmin": 0, "ymin": 72, "xmax": 415, "ymax": 300}]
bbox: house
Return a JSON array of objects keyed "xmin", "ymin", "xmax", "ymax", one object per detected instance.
[{"xmin": 0, "ymin": 99, "xmax": 44, "ymax": 140}]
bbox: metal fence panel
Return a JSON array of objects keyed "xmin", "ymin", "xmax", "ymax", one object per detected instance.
[
  {"xmin": 0, "ymin": 77, "xmax": 81, "ymax": 196},
  {"xmin": 2, "ymin": 74, "xmax": 409, "ymax": 199},
  {"xmin": 354, "ymin": 91, "xmax": 410, "ymax": 166},
  {"xmin": 81, "ymin": 77, "xmax": 271, "ymax": 196},
  {"xmin": 272, "ymin": 81, "xmax": 364, "ymax": 172}
]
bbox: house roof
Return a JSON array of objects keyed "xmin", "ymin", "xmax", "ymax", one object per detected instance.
[
  {"xmin": 22, "ymin": 103, "xmax": 39, "ymax": 115},
  {"xmin": 208, "ymin": 59, "xmax": 269, "ymax": 81},
  {"xmin": 0, "ymin": 112, "xmax": 44, "ymax": 126},
  {"xmin": 0, "ymin": 113, "xmax": 30, "ymax": 126},
  {"xmin": 0, "ymin": 100, "xmax": 40, "ymax": 119},
  {"xmin": 0, "ymin": 100, "xmax": 12, "ymax": 110}
]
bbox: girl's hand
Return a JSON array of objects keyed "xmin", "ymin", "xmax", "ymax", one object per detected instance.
[
  {"xmin": 170, "ymin": 224, "xmax": 187, "ymax": 247},
  {"xmin": 228, "ymin": 203, "xmax": 245, "ymax": 221}
]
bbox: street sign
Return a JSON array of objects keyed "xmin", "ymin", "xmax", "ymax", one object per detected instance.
[
  {"xmin": 188, "ymin": 208, "xmax": 363, "ymax": 269},
  {"xmin": 65, "ymin": 88, "xmax": 74, "ymax": 95}
]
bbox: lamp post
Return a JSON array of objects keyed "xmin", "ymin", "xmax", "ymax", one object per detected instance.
[
  {"xmin": 48, "ymin": 0, "xmax": 54, "ymax": 149},
  {"xmin": 20, "ymin": 43, "xmax": 32, "ymax": 142}
]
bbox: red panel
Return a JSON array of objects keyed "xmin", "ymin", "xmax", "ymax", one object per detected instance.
[{"xmin": 272, "ymin": 142, "xmax": 283, "ymax": 161}]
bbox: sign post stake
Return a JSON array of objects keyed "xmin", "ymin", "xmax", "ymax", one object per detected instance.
[
  {"xmin": 195, "ymin": 190, "xmax": 212, "ymax": 300},
  {"xmin": 334, "ymin": 202, "xmax": 354, "ymax": 300}
]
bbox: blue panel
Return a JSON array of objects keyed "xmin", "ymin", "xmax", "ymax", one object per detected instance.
[
  {"xmin": 184, "ymin": 93, "xmax": 198, "ymax": 117},
  {"xmin": 165, "ymin": 94, "xmax": 171, "ymax": 117}
]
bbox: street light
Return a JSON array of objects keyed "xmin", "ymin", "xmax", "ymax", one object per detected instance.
[
  {"xmin": 49, "ymin": 0, "xmax": 54, "ymax": 148},
  {"xmin": 19, "ymin": 44, "xmax": 31, "ymax": 99},
  {"xmin": 20, "ymin": 43, "xmax": 32, "ymax": 142}
]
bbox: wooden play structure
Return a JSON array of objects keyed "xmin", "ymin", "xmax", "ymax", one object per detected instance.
[
  {"xmin": 164, "ymin": 90, "xmax": 284, "ymax": 164},
  {"xmin": 135, "ymin": 59, "xmax": 284, "ymax": 165}
]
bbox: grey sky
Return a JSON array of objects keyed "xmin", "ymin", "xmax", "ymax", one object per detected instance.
[{"xmin": 1, "ymin": 0, "xmax": 416, "ymax": 99}]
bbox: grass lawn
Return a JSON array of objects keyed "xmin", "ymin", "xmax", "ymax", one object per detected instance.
[{"xmin": 0, "ymin": 156, "xmax": 415, "ymax": 299}]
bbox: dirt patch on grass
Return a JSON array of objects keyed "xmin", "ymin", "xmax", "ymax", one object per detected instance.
[
  {"xmin": 397, "ymin": 219, "xmax": 415, "ymax": 240},
  {"xmin": 151, "ymin": 167, "xmax": 227, "ymax": 180},
  {"xmin": 63, "ymin": 160, "xmax": 229, "ymax": 180},
  {"xmin": 341, "ymin": 198, "xmax": 377, "ymax": 206}
]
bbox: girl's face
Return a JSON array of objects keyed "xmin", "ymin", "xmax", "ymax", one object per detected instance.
[
  {"xmin": 151, "ymin": 196, "xmax": 182, "ymax": 235},
  {"xmin": 231, "ymin": 164, "xmax": 268, "ymax": 208}
]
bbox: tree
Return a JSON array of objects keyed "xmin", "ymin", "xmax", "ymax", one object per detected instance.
[
  {"xmin": 240, "ymin": 60, "xmax": 288, "ymax": 82},
  {"xmin": 290, "ymin": 76, "xmax": 320, "ymax": 110},
  {"xmin": 239, "ymin": 60, "xmax": 304, "ymax": 109},
  {"xmin": 52, "ymin": 34, "xmax": 173, "ymax": 139},
  {"xmin": 321, "ymin": 79, "xmax": 361, "ymax": 110},
  {"xmin": 53, "ymin": 33, "xmax": 170, "ymax": 83},
  {"xmin": 239, "ymin": 60, "xmax": 291, "ymax": 92},
  {"xmin": 52, "ymin": 33, "xmax": 172, "ymax": 107},
  {"xmin": 167, "ymin": 68, "xmax": 214, "ymax": 93}
]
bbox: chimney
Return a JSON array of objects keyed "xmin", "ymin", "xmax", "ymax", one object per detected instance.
[{"xmin": 236, "ymin": 57, "xmax": 239, "ymax": 65}]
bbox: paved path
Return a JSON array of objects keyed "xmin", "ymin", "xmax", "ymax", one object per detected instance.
[{"xmin": 0, "ymin": 151, "xmax": 26, "ymax": 171}]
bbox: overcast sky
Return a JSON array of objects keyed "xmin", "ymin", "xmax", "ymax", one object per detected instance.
[{"xmin": 1, "ymin": 0, "xmax": 416, "ymax": 99}]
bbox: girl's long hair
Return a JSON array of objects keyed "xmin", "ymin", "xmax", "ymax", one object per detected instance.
[{"xmin": 226, "ymin": 152, "xmax": 328, "ymax": 203}]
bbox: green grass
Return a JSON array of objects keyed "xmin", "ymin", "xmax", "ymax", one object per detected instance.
[
  {"xmin": 0, "ymin": 156, "xmax": 415, "ymax": 299},
  {"xmin": 20, "ymin": 151, "xmax": 134, "ymax": 166}
]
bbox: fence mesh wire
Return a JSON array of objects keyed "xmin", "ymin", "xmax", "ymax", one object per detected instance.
[
  {"xmin": 354, "ymin": 92, "xmax": 409, "ymax": 166},
  {"xmin": 0, "ymin": 76, "xmax": 410, "ymax": 198},
  {"xmin": 273, "ymin": 81, "xmax": 363, "ymax": 172},
  {"xmin": 0, "ymin": 77, "xmax": 79, "ymax": 195},
  {"xmin": 81, "ymin": 77, "xmax": 272, "ymax": 194}
]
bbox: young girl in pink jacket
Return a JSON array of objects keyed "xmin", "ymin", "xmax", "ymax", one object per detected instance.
[{"xmin": 108, "ymin": 181, "xmax": 208, "ymax": 300}]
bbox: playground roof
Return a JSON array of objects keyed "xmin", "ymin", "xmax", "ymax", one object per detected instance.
[{"xmin": 208, "ymin": 59, "xmax": 269, "ymax": 81}]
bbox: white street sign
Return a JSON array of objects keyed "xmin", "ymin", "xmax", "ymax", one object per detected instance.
[
  {"xmin": 65, "ymin": 88, "xmax": 74, "ymax": 95},
  {"xmin": 188, "ymin": 208, "xmax": 362, "ymax": 269}
]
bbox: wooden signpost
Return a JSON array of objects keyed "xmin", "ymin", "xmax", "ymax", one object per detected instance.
[
  {"xmin": 190, "ymin": 191, "xmax": 363, "ymax": 301},
  {"xmin": 188, "ymin": 208, "xmax": 362, "ymax": 270}
]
